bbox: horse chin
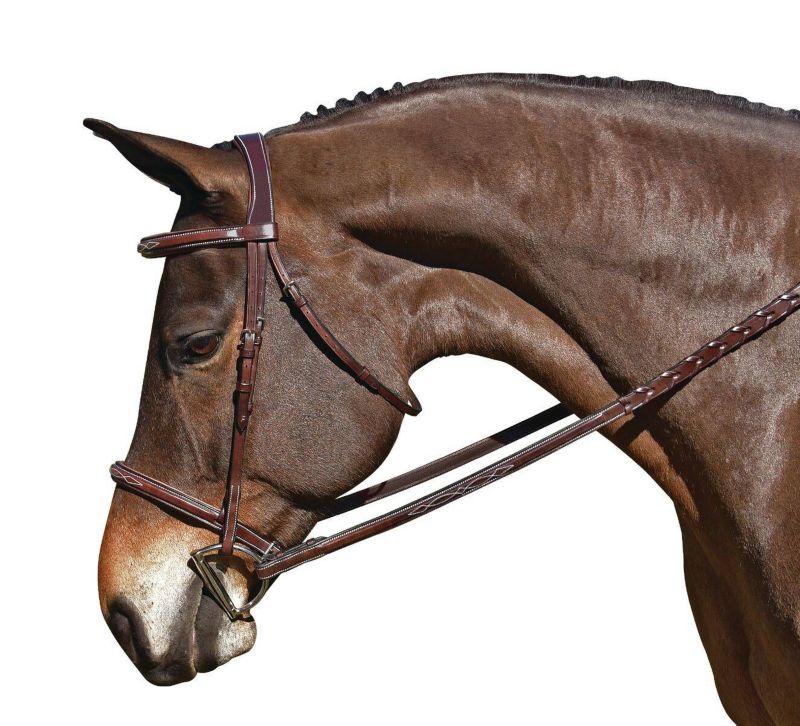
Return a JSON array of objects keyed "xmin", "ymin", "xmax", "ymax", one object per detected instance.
[{"xmin": 191, "ymin": 591, "xmax": 258, "ymax": 679}]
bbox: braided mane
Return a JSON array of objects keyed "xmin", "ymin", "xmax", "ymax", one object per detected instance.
[
  {"xmin": 213, "ymin": 73, "xmax": 800, "ymax": 148},
  {"xmin": 294, "ymin": 73, "xmax": 800, "ymax": 127}
]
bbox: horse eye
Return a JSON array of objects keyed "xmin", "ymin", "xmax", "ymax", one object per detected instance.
[{"xmin": 184, "ymin": 332, "xmax": 221, "ymax": 361}]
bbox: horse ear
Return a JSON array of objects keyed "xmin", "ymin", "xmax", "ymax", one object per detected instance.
[{"xmin": 83, "ymin": 119, "xmax": 235, "ymax": 198}]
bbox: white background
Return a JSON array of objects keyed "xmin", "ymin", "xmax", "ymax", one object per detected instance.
[{"xmin": 3, "ymin": 1, "xmax": 796, "ymax": 723}]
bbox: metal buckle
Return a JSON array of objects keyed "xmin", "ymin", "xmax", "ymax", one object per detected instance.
[
  {"xmin": 239, "ymin": 329, "xmax": 257, "ymax": 347},
  {"xmin": 282, "ymin": 280, "xmax": 299, "ymax": 300},
  {"xmin": 190, "ymin": 543, "xmax": 270, "ymax": 621}
]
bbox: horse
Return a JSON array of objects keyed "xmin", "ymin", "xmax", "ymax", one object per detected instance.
[{"xmin": 87, "ymin": 74, "xmax": 800, "ymax": 722}]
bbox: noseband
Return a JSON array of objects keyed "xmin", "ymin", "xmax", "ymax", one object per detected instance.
[{"xmin": 110, "ymin": 132, "xmax": 800, "ymax": 620}]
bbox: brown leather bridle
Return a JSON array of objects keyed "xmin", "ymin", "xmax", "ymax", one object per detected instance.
[{"xmin": 110, "ymin": 132, "xmax": 800, "ymax": 621}]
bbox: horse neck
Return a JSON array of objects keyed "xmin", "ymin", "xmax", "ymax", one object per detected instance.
[
  {"xmin": 269, "ymin": 85, "xmax": 800, "ymax": 516},
  {"xmin": 273, "ymin": 85, "xmax": 799, "ymax": 377}
]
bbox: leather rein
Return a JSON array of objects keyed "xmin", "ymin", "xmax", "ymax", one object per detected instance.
[{"xmin": 110, "ymin": 132, "xmax": 800, "ymax": 620}]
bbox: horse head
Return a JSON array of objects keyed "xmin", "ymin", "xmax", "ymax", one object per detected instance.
[{"xmin": 88, "ymin": 120, "xmax": 416, "ymax": 684}]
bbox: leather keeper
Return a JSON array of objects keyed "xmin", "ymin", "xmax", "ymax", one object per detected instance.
[
  {"xmin": 283, "ymin": 281, "xmax": 308, "ymax": 308},
  {"xmin": 357, "ymin": 368, "xmax": 377, "ymax": 388},
  {"xmin": 234, "ymin": 394, "xmax": 251, "ymax": 431}
]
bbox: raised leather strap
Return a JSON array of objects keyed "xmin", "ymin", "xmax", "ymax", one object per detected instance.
[
  {"xmin": 110, "ymin": 462, "xmax": 283, "ymax": 557},
  {"xmin": 219, "ymin": 133, "xmax": 273, "ymax": 555},
  {"xmin": 256, "ymin": 282, "xmax": 800, "ymax": 580},
  {"xmin": 138, "ymin": 223, "xmax": 279, "ymax": 257}
]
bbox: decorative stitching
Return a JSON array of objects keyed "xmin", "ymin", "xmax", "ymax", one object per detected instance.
[{"xmin": 257, "ymin": 408, "xmax": 619, "ymax": 578}]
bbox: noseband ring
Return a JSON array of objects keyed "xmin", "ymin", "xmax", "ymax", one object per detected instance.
[{"xmin": 190, "ymin": 544, "xmax": 271, "ymax": 621}]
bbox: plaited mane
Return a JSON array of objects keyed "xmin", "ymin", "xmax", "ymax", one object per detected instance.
[{"xmin": 210, "ymin": 73, "xmax": 800, "ymax": 149}]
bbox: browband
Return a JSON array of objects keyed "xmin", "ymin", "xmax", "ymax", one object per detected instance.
[{"xmin": 138, "ymin": 223, "xmax": 279, "ymax": 256}]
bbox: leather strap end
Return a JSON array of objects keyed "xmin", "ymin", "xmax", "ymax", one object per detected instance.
[{"xmin": 357, "ymin": 367, "xmax": 377, "ymax": 388}]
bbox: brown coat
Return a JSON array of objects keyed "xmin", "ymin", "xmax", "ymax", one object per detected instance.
[{"xmin": 90, "ymin": 75, "xmax": 800, "ymax": 722}]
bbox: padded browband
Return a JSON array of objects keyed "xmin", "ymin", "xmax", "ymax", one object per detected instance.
[{"xmin": 138, "ymin": 223, "xmax": 279, "ymax": 256}]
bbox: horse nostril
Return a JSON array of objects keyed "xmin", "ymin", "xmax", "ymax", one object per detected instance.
[
  {"xmin": 108, "ymin": 603, "xmax": 140, "ymax": 665},
  {"xmin": 107, "ymin": 599, "xmax": 159, "ymax": 671},
  {"xmin": 106, "ymin": 599, "xmax": 199, "ymax": 684}
]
